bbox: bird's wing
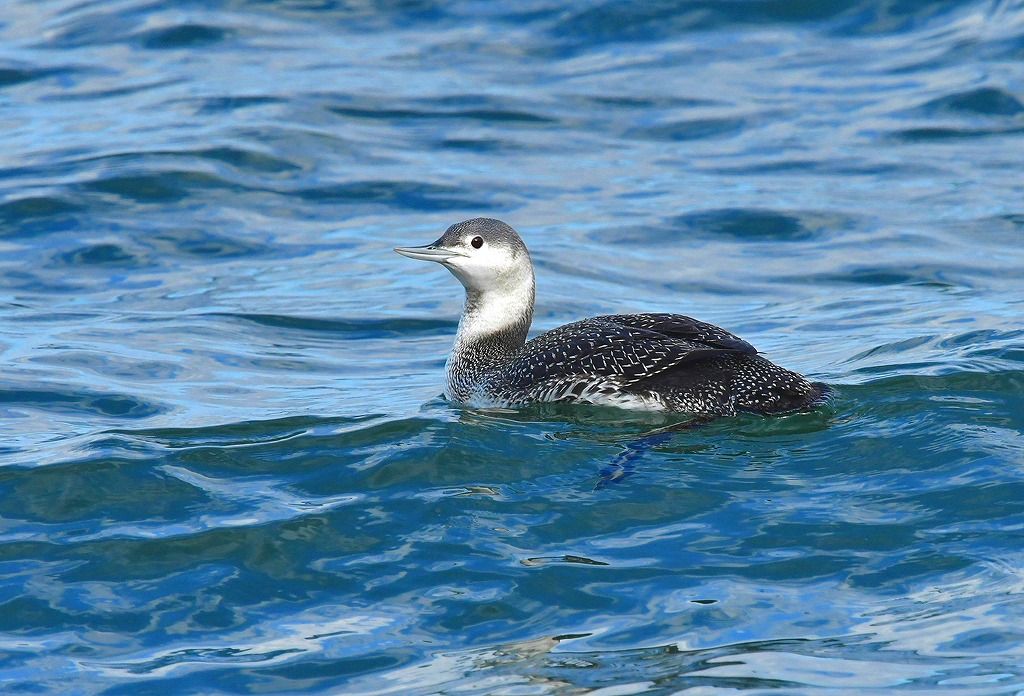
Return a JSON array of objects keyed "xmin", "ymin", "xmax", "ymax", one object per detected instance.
[
  {"xmin": 591, "ymin": 313, "xmax": 758, "ymax": 355},
  {"xmin": 491, "ymin": 316, "xmax": 744, "ymax": 399}
]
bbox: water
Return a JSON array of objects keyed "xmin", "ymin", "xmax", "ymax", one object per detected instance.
[{"xmin": 2, "ymin": 0, "xmax": 1024, "ymax": 693}]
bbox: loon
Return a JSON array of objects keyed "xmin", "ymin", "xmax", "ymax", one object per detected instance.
[{"xmin": 395, "ymin": 218, "xmax": 829, "ymax": 415}]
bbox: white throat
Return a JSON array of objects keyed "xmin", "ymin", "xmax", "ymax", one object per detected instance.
[{"xmin": 453, "ymin": 271, "xmax": 535, "ymax": 351}]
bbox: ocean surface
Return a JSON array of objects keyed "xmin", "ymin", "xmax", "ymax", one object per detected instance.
[{"xmin": 2, "ymin": 0, "xmax": 1024, "ymax": 693}]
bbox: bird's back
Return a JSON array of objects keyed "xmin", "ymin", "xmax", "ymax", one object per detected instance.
[{"xmin": 475, "ymin": 313, "xmax": 827, "ymax": 414}]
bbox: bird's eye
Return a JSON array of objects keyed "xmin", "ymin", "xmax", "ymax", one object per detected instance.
[{"xmin": 471, "ymin": 236, "xmax": 483, "ymax": 249}]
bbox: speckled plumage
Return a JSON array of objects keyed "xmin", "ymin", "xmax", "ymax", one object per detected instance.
[{"xmin": 396, "ymin": 218, "xmax": 829, "ymax": 415}]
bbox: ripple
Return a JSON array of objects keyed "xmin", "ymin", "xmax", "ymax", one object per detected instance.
[
  {"xmin": 27, "ymin": 350, "xmax": 183, "ymax": 382},
  {"xmin": 0, "ymin": 195, "xmax": 85, "ymax": 238},
  {"xmin": 688, "ymin": 649, "xmax": 938, "ymax": 688},
  {"xmin": 105, "ymin": 646, "xmax": 306, "ymax": 675},
  {"xmin": 673, "ymin": 208, "xmax": 843, "ymax": 241},
  {"xmin": 232, "ymin": 0, "xmax": 451, "ymax": 28},
  {"xmin": 709, "ymin": 157, "xmax": 929, "ymax": 177},
  {"xmin": 571, "ymin": 94, "xmax": 715, "ymax": 110},
  {"xmin": 222, "ymin": 313, "xmax": 457, "ymax": 338},
  {"xmin": 626, "ymin": 116, "xmax": 746, "ymax": 142},
  {"xmin": 135, "ymin": 24, "xmax": 233, "ymax": 50},
  {"xmin": 293, "ymin": 180, "xmax": 496, "ymax": 211},
  {"xmin": 52, "ymin": 243, "xmax": 149, "ymax": 268},
  {"xmin": 0, "ymin": 385, "xmax": 162, "ymax": 419},
  {"xmin": 591, "ymin": 208, "xmax": 849, "ymax": 244},
  {"xmin": 434, "ymin": 137, "xmax": 527, "ymax": 152},
  {"xmin": 551, "ymin": 0, "xmax": 844, "ymax": 43},
  {"xmin": 0, "ymin": 595, "xmax": 150, "ymax": 635},
  {"xmin": 40, "ymin": 7, "xmax": 142, "ymax": 49},
  {"xmin": 891, "ymin": 125, "xmax": 1024, "ymax": 142},
  {"xmin": 193, "ymin": 95, "xmax": 286, "ymax": 114},
  {"xmin": 84, "ymin": 146, "xmax": 304, "ymax": 176},
  {"xmin": 81, "ymin": 171, "xmax": 241, "ymax": 203},
  {"xmin": 0, "ymin": 456, "xmax": 209, "ymax": 528},
  {"xmin": 148, "ymin": 228, "xmax": 269, "ymax": 259},
  {"xmin": 919, "ymin": 86, "xmax": 1024, "ymax": 117},
  {"xmin": 782, "ymin": 263, "xmax": 975, "ymax": 287},
  {"xmin": 549, "ymin": 0, "xmax": 970, "ymax": 47},
  {"xmin": 117, "ymin": 415, "xmax": 332, "ymax": 449},
  {"xmin": 0, "ymin": 66, "xmax": 64, "ymax": 88},
  {"xmin": 189, "ymin": 146, "xmax": 302, "ymax": 173},
  {"xmin": 329, "ymin": 98, "xmax": 557, "ymax": 125},
  {"xmin": 40, "ymin": 76, "xmax": 185, "ymax": 102},
  {"xmin": 521, "ymin": 554, "xmax": 610, "ymax": 567}
]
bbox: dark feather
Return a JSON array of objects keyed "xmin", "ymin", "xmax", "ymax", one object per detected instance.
[
  {"xmin": 590, "ymin": 313, "xmax": 758, "ymax": 355},
  {"xmin": 482, "ymin": 313, "xmax": 824, "ymax": 415},
  {"xmin": 492, "ymin": 314, "xmax": 747, "ymax": 395}
]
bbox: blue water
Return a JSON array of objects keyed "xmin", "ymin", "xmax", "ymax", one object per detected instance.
[{"xmin": 2, "ymin": 0, "xmax": 1024, "ymax": 693}]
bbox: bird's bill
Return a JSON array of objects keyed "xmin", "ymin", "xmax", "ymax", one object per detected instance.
[{"xmin": 393, "ymin": 245, "xmax": 465, "ymax": 263}]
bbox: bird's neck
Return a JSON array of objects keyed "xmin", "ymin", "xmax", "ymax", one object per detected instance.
[
  {"xmin": 455, "ymin": 278, "xmax": 534, "ymax": 356},
  {"xmin": 446, "ymin": 274, "xmax": 535, "ymax": 399}
]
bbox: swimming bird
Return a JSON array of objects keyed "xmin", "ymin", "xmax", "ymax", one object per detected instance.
[{"xmin": 395, "ymin": 218, "xmax": 828, "ymax": 415}]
